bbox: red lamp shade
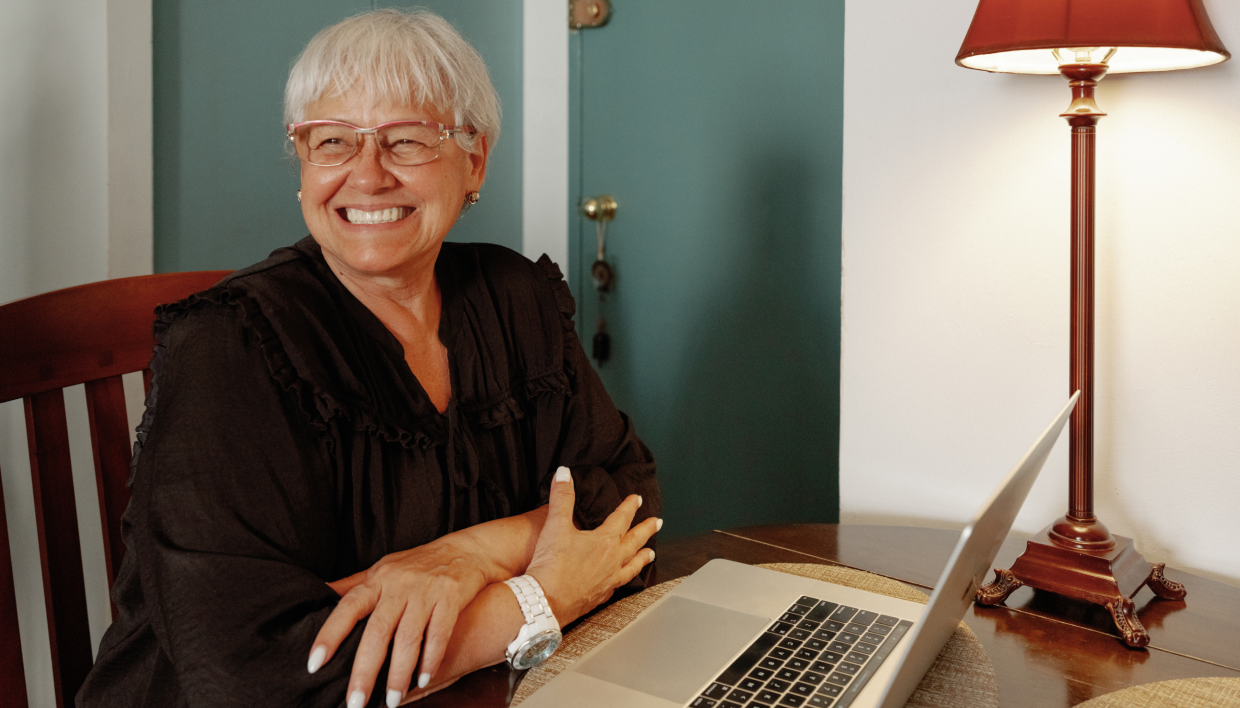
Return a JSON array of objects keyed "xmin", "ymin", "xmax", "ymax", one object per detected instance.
[{"xmin": 956, "ymin": 0, "xmax": 1230, "ymax": 74}]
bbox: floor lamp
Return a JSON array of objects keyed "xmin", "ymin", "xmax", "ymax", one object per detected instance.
[{"xmin": 954, "ymin": 0, "xmax": 1230, "ymax": 648}]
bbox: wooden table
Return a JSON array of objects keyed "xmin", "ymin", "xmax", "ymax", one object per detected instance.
[{"xmin": 421, "ymin": 524, "xmax": 1240, "ymax": 707}]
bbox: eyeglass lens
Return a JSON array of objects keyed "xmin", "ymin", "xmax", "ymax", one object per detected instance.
[{"xmin": 295, "ymin": 123, "xmax": 445, "ymax": 166}]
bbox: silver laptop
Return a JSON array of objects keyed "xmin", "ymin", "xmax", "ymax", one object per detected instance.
[{"xmin": 523, "ymin": 392, "xmax": 1079, "ymax": 708}]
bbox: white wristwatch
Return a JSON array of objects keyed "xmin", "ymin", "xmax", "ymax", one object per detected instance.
[{"xmin": 504, "ymin": 574, "xmax": 562, "ymax": 670}]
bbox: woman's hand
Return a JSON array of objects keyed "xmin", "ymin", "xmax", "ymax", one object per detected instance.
[
  {"xmin": 527, "ymin": 467, "xmax": 661, "ymax": 627},
  {"xmin": 308, "ymin": 509, "xmax": 545, "ymax": 708}
]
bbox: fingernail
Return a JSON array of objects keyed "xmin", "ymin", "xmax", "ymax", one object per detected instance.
[
  {"xmin": 387, "ymin": 689, "xmax": 402, "ymax": 707},
  {"xmin": 418, "ymin": 672, "xmax": 432, "ymax": 689},
  {"xmin": 637, "ymin": 495, "xmax": 643, "ymax": 507},
  {"xmin": 648, "ymin": 549, "xmax": 657, "ymax": 562},
  {"xmin": 307, "ymin": 645, "xmax": 326, "ymax": 674},
  {"xmin": 348, "ymin": 691, "xmax": 365, "ymax": 708},
  {"xmin": 555, "ymin": 466, "xmax": 570, "ymax": 483},
  {"xmin": 656, "ymin": 518, "xmax": 664, "ymax": 532}
]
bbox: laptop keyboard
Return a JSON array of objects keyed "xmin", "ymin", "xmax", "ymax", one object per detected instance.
[{"xmin": 688, "ymin": 595, "xmax": 914, "ymax": 708}]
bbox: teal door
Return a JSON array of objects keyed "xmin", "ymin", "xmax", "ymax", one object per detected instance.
[{"xmin": 570, "ymin": 2, "xmax": 846, "ymax": 537}]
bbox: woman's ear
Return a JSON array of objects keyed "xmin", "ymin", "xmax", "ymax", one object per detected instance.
[{"xmin": 466, "ymin": 133, "xmax": 489, "ymax": 190}]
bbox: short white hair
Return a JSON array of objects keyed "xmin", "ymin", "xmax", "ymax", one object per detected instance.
[{"xmin": 284, "ymin": 8, "xmax": 499, "ymax": 154}]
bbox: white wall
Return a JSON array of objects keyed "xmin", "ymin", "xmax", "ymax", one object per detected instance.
[
  {"xmin": 841, "ymin": 0, "xmax": 1240, "ymax": 587},
  {"xmin": 1, "ymin": 0, "xmax": 152, "ymax": 704},
  {"xmin": 522, "ymin": 0, "xmax": 569, "ymax": 269}
]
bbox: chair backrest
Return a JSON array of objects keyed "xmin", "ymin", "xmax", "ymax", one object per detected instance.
[{"xmin": 0, "ymin": 271, "xmax": 230, "ymax": 708}]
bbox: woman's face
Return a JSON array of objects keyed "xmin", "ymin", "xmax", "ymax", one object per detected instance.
[{"xmin": 299, "ymin": 91, "xmax": 488, "ymax": 281}]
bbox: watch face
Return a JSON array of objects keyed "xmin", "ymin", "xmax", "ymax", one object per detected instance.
[{"xmin": 513, "ymin": 631, "xmax": 562, "ymax": 670}]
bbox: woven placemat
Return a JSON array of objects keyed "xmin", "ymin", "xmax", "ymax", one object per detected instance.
[
  {"xmin": 512, "ymin": 563, "xmax": 998, "ymax": 707},
  {"xmin": 1075, "ymin": 677, "xmax": 1240, "ymax": 708}
]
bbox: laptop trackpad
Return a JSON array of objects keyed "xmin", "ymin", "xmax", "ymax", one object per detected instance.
[{"xmin": 574, "ymin": 595, "xmax": 770, "ymax": 704}]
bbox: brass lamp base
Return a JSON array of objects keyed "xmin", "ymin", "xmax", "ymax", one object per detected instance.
[{"xmin": 975, "ymin": 522, "xmax": 1186, "ymax": 648}]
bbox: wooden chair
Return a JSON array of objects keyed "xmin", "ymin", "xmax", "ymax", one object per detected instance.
[{"xmin": 0, "ymin": 271, "xmax": 230, "ymax": 708}]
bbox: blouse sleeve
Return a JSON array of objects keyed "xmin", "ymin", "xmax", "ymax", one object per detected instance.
[
  {"xmin": 534, "ymin": 256, "xmax": 662, "ymax": 534},
  {"xmin": 127, "ymin": 298, "xmax": 375, "ymax": 707}
]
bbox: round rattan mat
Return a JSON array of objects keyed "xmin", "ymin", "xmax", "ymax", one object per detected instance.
[
  {"xmin": 512, "ymin": 563, "xmax": 998, "ymax": 707},
  {"xmin": 1076, "ymin": 677, "xmax": 1240, "ymax": 708}
]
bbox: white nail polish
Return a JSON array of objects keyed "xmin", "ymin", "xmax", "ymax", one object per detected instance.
[
  {"xmin": 347, "ymin": 690, "xmax": 365, "ymax": 708},
  {"xmin": 656, "ymin": 518, "xmax": 664, "ymax": 532},
  {"xmin": 649, "ymin": 549, "xmax": 657, "ymax": 561},
  {"xmin": 418, "ymin": 672, "xmax": 432, "ymax": 689},
  {"xmin": 307, "ymin": 646, "xmax": 326, "ymax": 674},
  {"xmin": 555, "ymin": 466, "xmax": 570, "ymax": 483},
  {"xmin": 386, "ymin": 689, "xmax": 402, "ymax": 707},
  {"xmin": 637, "ymin": 495, "xmax": 643, "ymax": 507}
]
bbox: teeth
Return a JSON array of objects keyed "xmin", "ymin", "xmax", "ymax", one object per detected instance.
[{"xmin": 345, "ymin": 207, "xmax": 411, "ymax": 224}]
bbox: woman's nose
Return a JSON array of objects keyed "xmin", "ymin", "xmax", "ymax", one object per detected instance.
[{"xmin": 346, "ymin": 136, "xmax": 397, "ymax": 192}]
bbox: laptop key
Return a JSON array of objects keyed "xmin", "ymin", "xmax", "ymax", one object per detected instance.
[
  {"xmin": 852, "ymin": 611, "xmax": 879, "ymax": 626},
  {"xmin": 797, "ymin": 596, "xmax": 821, "ymax": 607},
  {"xmin": 829, "ymin": 606, "xmax": 858, "ymax": 623},
  {"xmin": 740, "ymin": 678, "xmax": 764, "ymax": 692},
  {"xmin": 787, "ymin": 658, "xmax": 810, "ymax": 671},
  {"xmin": 867, "ymin": 624, "xmax": 890, "ymax": 636},
  {"xmin": 812, "ymin": 630, "xmax": 837, "ymax": 642},
  {"xmin": 807, "ymin": 638, "xmax": 828, "ymax": 651},
  {"xmin": 690, "ymin": 698, "xmax": 716, "ymax": 708},
  {"xmin": 874, "ymin": 615, "xmax": 899, "ymax": 626},
  {"xmin": 828, "ymin": 642, "xmax": 852, "ymax": 653},
  {"xmin": 727, "ymin": 689, "xmax": 754, "ymax": 703},
  {"xmin": 817, "ymin": 683, "xmax": 843, "ymax": 697},
  {"xmin": 808, "ymin": 696, "xmax": 834, "ymax": 707},
  {"xmin": 836, "ymin": 662, "xmax": 861, "ymax": 676},
  {"xmin": 774, "ymin": 619, "xmax": 797, "ymax": 632},
  {"xmin": 806, "ymin": 601, "xmax": 838, "ymax": 622},
  {"xmin": 760, "ymin": 657, "xmax": 784, "ymax": 670},
  {"xmin": 819, "ymin": 651, "xmax": 844, "ymax": 664},
  {"xmin": 797, "ymin": 619, "xmax": 820, "ymax": 631},
  {"xmin": 837, "ymin": 632, "xmax": 860, "ymax": 644},
  {"xmin": 767, "ymin": 679, "xmax": 790, "ymax": 692},
  {"xmin": 746, "ymin": 703, "xmax": 772, "ymax": 708},
  {"xmin": 779, "ymin": 638, "xmax": 804, "ymax": 650},
  {"xmin": 844, "ymin": 623, "xmax": 868, "ymax": 635},
  {"xmin": 791, "ymin": 682, "xmax": 816, "ymax": 696},
  {"xmin": 772, "ymin": 648, "xmax": 794, "ymax": 660},
  {"xmin": 823, "ymin": 620, "xmax": 845, "ymax": 632},
  {"xmin": 799, "ymin": 671, "xmax": 825, "ymax": 686},
  {"xmin": 810, "ymin": 661, "xmax": 835, "ymax": 674},
  {"xmin": 788, "ymin": 604, "xmax": 811, "ymax": 616},
  {"xmin": 790, "ymin": 629, "xmax": 812, "ymax": 641},
  {"xmin": 845, "ymin": 652, "xmax": 870, "ymax": 665},
  {"xmin": 757, "ymin": 689, "xmax": 781, "ymax": 704},
  {"xmin": 861, "ymin": 633, "xmax": 885, "ymax": 645},
  {"xmin": 852, "ymin": 642, "xmax": 876, "ymax": 655},
  {"xmin": 776, "ymin": 668, "xmax": 801, "ymax": 682},
  {"xmin": 704, "ymin": 683, "xmax": 732, "ymax": 699},
  {"xmin": 827, "ymin": 672, "xmax": 853, "ymax": 685},
  {"xmin": 750, "ymin": 667, "xmax": 774, "ymax": 680},
  {"xmin": 777, "ymin": 695, "xmax": 806, "ymax": 707},
  {"xmin": 719, "ymin": 702, "xmax": 743, "ymax": 708},
  {"xmin": 796, "ymin": 648, "xmax": 819, "ymax": 661}
]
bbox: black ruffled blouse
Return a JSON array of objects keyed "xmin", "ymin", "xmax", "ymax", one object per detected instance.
[{"xmin": 77, "ymin": 238, "xmax": 659, "ymax": 707}]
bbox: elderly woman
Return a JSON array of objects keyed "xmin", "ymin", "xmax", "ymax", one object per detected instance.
[{"xmin": 79, "ymin": 9, "xmax": 660, "ymax": 708}]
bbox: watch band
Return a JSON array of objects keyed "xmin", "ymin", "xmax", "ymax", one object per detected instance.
[
  {"xmin": 504, "ymin": 575, "xmax": 562, "ymax": 669},
  {"xmin": 504, "ymin": 575, "xmax": 560, "ymax": 632}
]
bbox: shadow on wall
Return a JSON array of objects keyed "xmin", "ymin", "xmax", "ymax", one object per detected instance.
[{"xmin": 658, "ymin": 155, "xmax": 840, "ymax": 538}]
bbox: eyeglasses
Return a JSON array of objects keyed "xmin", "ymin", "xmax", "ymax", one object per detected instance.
[{"xmin": 286, "ymin": 120, "xmax": 477, "ymax": 167}]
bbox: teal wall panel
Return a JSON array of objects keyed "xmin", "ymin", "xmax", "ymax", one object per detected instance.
[
  {"xmin": 571, "ymin": 2, "xmax": 845, "ymax": 538},
  {"xmin": 153, "ymin": 0, "xmax": 522, "ymax": 273}
]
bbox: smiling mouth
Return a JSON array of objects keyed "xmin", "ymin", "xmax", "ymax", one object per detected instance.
[{"xmin": 342, "ymin": 207, "xmax": 413, "ymax": 224}]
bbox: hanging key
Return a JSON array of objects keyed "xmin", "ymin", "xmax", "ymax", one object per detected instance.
[{"xmin": 592, "ymin": 317, "xmax": 611, "ymax": 363}]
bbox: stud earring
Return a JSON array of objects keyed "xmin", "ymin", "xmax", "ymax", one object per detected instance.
[
  {"xmin": 467, "ymin": 191, "xmax": 480, "ymax": 205},
  {"xmin": 296, "ymin": 190, "xmax": 302, "ymax": 203}
]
